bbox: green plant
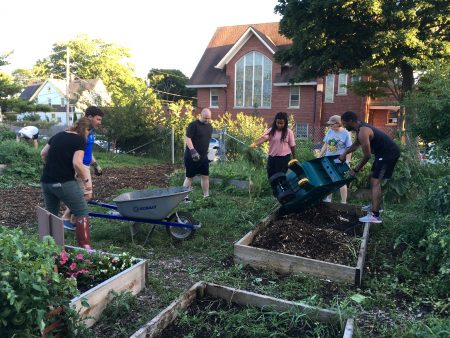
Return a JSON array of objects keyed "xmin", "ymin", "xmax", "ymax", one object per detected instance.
[
  {"xmin": 0, "ymin": 227, "xmax": 89, "ymax": 336},
  {"xmin": 0, "ymin": 125, "xmax": 15, "ymax": 141}
]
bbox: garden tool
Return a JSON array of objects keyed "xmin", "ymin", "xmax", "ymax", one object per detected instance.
[{"xmin": 75, "ymin": 216, "xmax": 93, "ymax": 250}]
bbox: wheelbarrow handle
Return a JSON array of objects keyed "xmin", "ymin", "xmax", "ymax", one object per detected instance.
[{"xmin": 88, "ymin": 200, "xmax": 118, "ymax": 210}]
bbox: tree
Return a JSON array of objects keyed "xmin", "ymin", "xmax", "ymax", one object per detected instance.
[
  {"xmin": 0, "ymin": 52, "xmax": 50, "ymax": 114},
  {"xmin": 275, "ymin": 0, "xmax": 450, "ymax": 98},
  {"xmin": 34, "ymin": 34, "xmax": 142, "ymax": 103},
  {"xmin": 404, "ymin": 61, "xmax": 450, "ymax": 152},
  {"xmin": 147, "ymin": 69, "xmax": 196, "ymax": 104}
]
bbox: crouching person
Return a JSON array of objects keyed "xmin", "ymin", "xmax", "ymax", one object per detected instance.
[{"xmin": 40, "ymin": 117, "xmax": 93, "ymax": 249}]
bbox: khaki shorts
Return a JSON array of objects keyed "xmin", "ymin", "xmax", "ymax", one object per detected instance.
[{"xmin": 75, "ymin": 164, "xmax": 93, "ymax": 195}]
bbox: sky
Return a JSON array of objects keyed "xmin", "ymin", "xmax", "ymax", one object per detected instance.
[{"xmin": 2, "ymin": 0, "xmax": 281, "ymax": 79}]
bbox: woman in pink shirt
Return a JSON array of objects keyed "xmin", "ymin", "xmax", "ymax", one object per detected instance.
[{"xmin": 251, "ymin": 112, "xmax": 296, "ymax": 179}]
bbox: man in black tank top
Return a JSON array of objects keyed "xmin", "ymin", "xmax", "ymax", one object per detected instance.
[{"xmin": 338, "ymin": 111, "xmax": 400, "ymax": 224}]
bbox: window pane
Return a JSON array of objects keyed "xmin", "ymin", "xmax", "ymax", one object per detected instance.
[
  {"xmin": 262, "ymin": 56, "xmax": 272, "ymax": 107},
  {"xmin": 235, "ymin": 59, "xmax": 244, "ymax": 107},
  {"xmin": 244, "ymin": 53, "xmax": 253, "ymax": 107},
  {"xmin": 210, "ymin": 88, "xmax": 219, "ymax": 107},
  {"xmin": 296, "ymin": 123, "xmax": 308, "ymax": 138},
  {"xmin": 338, "ymin": 73, "xmax": 348, "ymax": 95},
  {"xmin": 324, "ymin": 74, "xmax": 335, "ymax": 103},
  {"xmin": 290, "ymin": 87, "xmax": 300, "ymax": 107},
  {"xmin": 254, "ymin": 53, "xmax": 263, "ymax": 108}
]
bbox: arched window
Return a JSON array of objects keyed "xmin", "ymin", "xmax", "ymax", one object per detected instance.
[{"xmin": 235, "ymin": 51, "xmax": 272, "ymax": 108}]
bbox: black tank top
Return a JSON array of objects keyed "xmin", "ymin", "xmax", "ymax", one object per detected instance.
[{"xmin": 359, "ymin": 122, "xmax": 400, "ymax": 160}]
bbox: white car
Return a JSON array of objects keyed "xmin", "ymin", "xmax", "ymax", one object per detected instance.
[{"xmin": 208, "ymin": 138, "xmax": 220, "ymax": 162}]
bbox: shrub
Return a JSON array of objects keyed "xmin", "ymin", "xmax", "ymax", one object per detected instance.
[
  {"xmin": 0, "ymin": 125, "xmax": 15, "ymax": 142},
  {"xmin": 0, "ymin": 140, "xmax": 42, "ymax": 184},
  {"xmin": 0, "ymin": 227, "xmax": 89, "ymax": 337}
]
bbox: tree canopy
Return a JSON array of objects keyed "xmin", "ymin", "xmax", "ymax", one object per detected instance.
[
  {"xmin": 33, "ymin": 35, "xmax": 144, "ymax": 104},
  {"xmin": 147, "ymin": 69, "xmax": 196, "ymax": 105},
  {"xmin": 275, "ymin": 0, "xmax": 450, "ymax": 97}
]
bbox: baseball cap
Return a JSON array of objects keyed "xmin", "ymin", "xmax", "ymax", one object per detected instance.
[{"xmin": 326, "ymin": 115, "xmax": 341, "ymax": 125}]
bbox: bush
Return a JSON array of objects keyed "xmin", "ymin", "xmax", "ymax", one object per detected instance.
[
  {"xmin": 0, "ymin": 125, "xmax": 15, "ymax": 142},
  {"xmin": 0, "ymin": 140, "xmax": 42, "ymax": 184},
  {"xmin": 0, "ymin": 227, "xmax": 90, "ymax": 337}
]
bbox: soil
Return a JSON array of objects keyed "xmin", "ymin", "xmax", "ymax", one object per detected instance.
[
  {"xmin": 158, "ymin": 296, "xmax": 341, "ymax": 338},
  {"xmin": 251, "ymin": 203, "xmax": 363, "ymax": 265},
  {"xmin": 0, "ymin": 164, "xmax": 180, "ymax": 228}
]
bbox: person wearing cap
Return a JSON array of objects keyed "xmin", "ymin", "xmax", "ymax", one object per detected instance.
[
  {"xmin": 318, "ymin": 115, "xmax": 352, "ymax": 204},
  {"xmin": 16, "ymin": 126, "xmax": 39, "ymax": 149},
  {"xmin": 338, "ymin": 111, "xmax": 400, "ymax": 224}
]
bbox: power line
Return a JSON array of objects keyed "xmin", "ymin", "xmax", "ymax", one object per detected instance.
[
  {"xmin": 149, "ymin": 69, "xmax": 189, "ymax": 80},
  {"xmin": 152, "ymin": 89, "xmax": 197, "ymax": 100}
]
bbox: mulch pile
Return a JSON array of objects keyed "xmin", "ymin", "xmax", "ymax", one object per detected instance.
[
  {"xmin": 0, "ymin": 164, "xmax": 180, "ymax": 228},
  {"xmin": 251, "ymin": 203, "xmax": 363, "ymax": 265}
]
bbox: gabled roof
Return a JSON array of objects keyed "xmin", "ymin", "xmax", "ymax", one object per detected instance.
[
  {"xmin": 188, "ymin": 22, "xmax": 291, "ymax": 88},
  {"xmin": 19, "ymin": 82, "xmax": 44, "ymax": 101},
  {"xmin": 20, "ymin": 78, "xmax": 105, "ymax": 102}
]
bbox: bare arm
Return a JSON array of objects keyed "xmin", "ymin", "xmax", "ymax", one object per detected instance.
[
  {"xmin": 318, "ymin": 143, "xmax": 327, "ymax": 157},
  {"xmin": 185, "ymin": 136, "xmax": 194, "ymax": 150},
  {"xmin": 40, "ymin": 144, "xmax": 50, "ymax": 162},
  {"xmin": 353, "ymin": 128, "xmax": 372, "ymax": 172},
  {"xmin": 73, "ymin": 150, "xmax": 90, "ymax": 183}
]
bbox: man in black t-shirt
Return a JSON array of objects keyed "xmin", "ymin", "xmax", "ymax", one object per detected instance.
[
  {"xmin": 339, "ymin": 111, "xmax": 400, "ymax": 224},
  {"xmin": 183, "ymin": 108, "xmax": 213, "ymax": 200}
]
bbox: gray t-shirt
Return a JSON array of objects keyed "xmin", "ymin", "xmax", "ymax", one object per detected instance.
[{"xmin": 323, "ymin": 129, "xmax": 352, "ymax": 156}]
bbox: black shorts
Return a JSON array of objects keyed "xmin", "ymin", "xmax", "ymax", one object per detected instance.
[
  {"xmin": 267, "ymin": 154, "xmax": 291, "ymax": 179},
  {"xmin": 184, "ymin": 155, "xmax": 209, "ymax": 178},
  {"xmin": 371, "ymin": 157, "xmax": 399, "ymax": 179},
  {"xmin": 32, "ymin": 132, "xmax": 39, "ymax": 140}
]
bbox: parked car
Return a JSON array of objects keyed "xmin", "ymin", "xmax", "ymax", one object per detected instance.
[{"xmin": 208, "ymin": 138, "xmax": 220, "ymax": 162}]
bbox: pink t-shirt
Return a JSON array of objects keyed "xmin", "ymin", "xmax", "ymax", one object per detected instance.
[{"xmin": 262, "ymin": 128, "xmax": 296, "ymax": 156}]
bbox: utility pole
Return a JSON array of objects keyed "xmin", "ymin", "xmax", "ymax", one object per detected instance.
[{"xmin": 66, "ymin": 46, "xmax": 70, "ymax": 128}]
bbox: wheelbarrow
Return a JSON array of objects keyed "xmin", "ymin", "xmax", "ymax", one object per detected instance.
[
  {"xmin": 270, "ymin": 156, "xmax": 355, "ymax": 215},
  {"xmin": 88, "ymin": 186, "xmax": 200, "ymax": 244}
]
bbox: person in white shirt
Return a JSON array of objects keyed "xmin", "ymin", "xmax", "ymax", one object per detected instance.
[
  {"xmin": 318, "ymin": 115, "xmax": 352, "ymax": 203},
  {"xmin": 16, "ymin": 126, "xmax": 39, "ymax": 149}
]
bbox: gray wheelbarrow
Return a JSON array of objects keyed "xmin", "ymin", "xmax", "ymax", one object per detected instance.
[{"xmin": 88, "ymin": 186, "xmax": 200, "ymax": 243}]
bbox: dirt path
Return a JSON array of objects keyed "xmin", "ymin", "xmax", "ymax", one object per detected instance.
[{"xmin": 0, "ymin": 164, "xmax": 180, "ymax": 227}]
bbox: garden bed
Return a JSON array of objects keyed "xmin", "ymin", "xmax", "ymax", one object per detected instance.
[
  {"xmin": 64, "ymin": 245, "xmax": 148, "ymax": 327},
  {"xmin": 234, "ymin": 202, "xmax": 370, "ymax": 285},
  {"xmin": 130, "ymin": 282, "xmax": 354, "ymax": 338}
]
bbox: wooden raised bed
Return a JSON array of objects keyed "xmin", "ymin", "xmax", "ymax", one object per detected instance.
[
  {"xmin": 234, "ymin": 203, "xmax": 370, "ymax": 285},
  {"xmin": 130, "ymin": 282, "xmax": 354, "ymax": 338},
  {"xmin": 67, "ymin": 246, "xmax": 148, "ymax": 327},
  {"xmin": 36, "ymin": 207, "xmax": 148, "ymax": 328}
]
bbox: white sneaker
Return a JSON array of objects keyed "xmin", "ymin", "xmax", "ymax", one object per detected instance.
[
  {"xmin": 361, "ymin": 204, "xmax": 384, "ymax": 213},
  {"xmin": 323, "ymin": 197, "xmax": 332, "ymax": 203},
  {"xmin": 359, "ymin": 213, "xmax": 382, "ymax": 223}
]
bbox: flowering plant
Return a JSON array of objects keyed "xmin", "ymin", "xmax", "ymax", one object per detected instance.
[{"xmin": 54, "ymin": 249, "xmax": 136, "ymax": 294}]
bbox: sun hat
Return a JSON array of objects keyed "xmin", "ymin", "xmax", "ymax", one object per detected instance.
[{"xmin": 326, "ymin": 115, "xmax": 341, "ymax": 125}]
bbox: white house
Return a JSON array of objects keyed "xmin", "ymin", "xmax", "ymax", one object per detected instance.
[{"xmin": 19, "ymin": 78, "xmax": 111, "ymax": 125}]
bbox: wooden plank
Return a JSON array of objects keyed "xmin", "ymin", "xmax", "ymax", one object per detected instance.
[
  {"xmin": 235, "ymin": 242, "xmax": 356, "ymax": 283},
  {"xmin": 131, "ymin": 282, "xmax": 354, "ymax": 338},
  {"xmin": 37, "ymin": 206, "xmax": 51, "ymax": 241},
  {"xmin": 70, "ymin": 258, "xmax": 147, "ymax": 327},
  {"xmin": 234, "ymin": 202, "xmax": 370, "ymax": 285},
  {"xmin": 49, "ymin": 213, "xmax": 64, "ymax": 246},
  {"xmin": 205, "ymin": 283, "xmax": 337, "ymax": 323},
  {"xmin": 130, "ymin": 282, "xmax": 205, "ymax": 338},
  {"xmin": 355, "ymin": 223, "xmax": 370, "ymax": 285}
]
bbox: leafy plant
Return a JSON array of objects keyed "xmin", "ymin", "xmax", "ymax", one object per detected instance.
[{"xmin": 0, "ymin": 227, "xmax": 88, "ymax": 336}]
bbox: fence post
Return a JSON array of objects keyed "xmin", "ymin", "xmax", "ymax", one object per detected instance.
[
  {"xmin": 171, "ymin": 126, "xmax": 175, "ymax": 164},
  {"xmin": 220, "ymin": 126, "xmax": 227, "ymax": 162}
]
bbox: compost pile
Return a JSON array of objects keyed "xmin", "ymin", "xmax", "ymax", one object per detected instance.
[
  {"xmin": 0, "ymin": 164, "xmax": 179, "ymax": 227},
  {"xmin": 251, "ymin": 203, "xmax": 362, "ymax": 265}
]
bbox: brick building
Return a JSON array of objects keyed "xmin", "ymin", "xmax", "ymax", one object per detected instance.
[{"xmin": 187, "ymin": 22, "xmax": 399, "ymax": 141}]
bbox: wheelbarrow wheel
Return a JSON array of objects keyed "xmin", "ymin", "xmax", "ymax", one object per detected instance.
[{"xmin": 166, "ymin": 212, "xmax": 197, "ymax": 241}]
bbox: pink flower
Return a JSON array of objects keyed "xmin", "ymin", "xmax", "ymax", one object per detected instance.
[
  {"xmin": 76, "ymin": 254, "xmax": 84, "ymax": 260},
  {"xmin": 69, "ymin": 262, "xmax": 77, "ymax": 271},
  {"xmin": 59, "ymin": 251, "xmax": 69, "ymax": 264}
]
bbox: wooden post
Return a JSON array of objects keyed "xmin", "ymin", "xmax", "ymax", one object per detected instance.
[{"xmin": 36, "ymin": 206, "xmax": 64, "ymax": 246}]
